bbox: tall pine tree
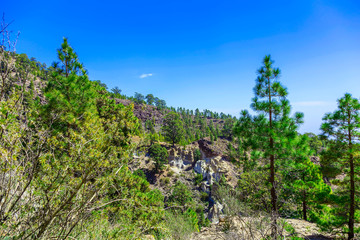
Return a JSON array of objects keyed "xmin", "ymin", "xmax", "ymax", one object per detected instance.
[
  {"xmin": 321, "ymin": 93, "xmax": 360, "ymax": 240},
  {"xmin": 247, "ymin": 55, "xmax": 303, "ymax": 238}
]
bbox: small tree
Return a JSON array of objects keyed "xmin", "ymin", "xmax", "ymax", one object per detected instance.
[
  {"xmin": 134, "ymin": 92, "xmax": 145, "ymax": 104},
  {"xmin": 111, "ymin": 86, "xmax": 121, "ymax": 95},
  {"xmin": 155, "ymin": 97, "xmax": 166, "ymax": 110},
  {"xmin": 146, "ymin": 93, "xmax": 155, "ymax": 105},
  {"xmin": 222, "ymin": 118, "xmax": 235, "ymax": 140},
  {"xmin": 168, "ymin": 181, "xmax": 194, "ymax": 208},
  {"xmin": 194, "ymin": 149, "xmax": 202, "ymax": 161},
  {"xmin": 148, "ymin": 143, "xmax": 168, "ymax": 172},
  {"xmin": 321, "ymin": 93, "xmax": 360, "ymax": 240},
  {"xmin": 162, "ymin": 112, "xmax": 185, "ymax": 146},
  {"xmin": 282, "ymin": 134, "xmax": 331, "ymax": 221}
]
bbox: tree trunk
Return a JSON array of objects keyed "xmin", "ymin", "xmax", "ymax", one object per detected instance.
[
  {"xmin": 348, "ymin": 112, "xmax": 354, "ymax": 240},
  {"xmin": 270, "ymin": 140, "xmax": 277, "ymax": 239},
  {"xmin": 302, "ymin": 190, "xmax": 307, "ymax": 221},
  {"xmin": 348, "ymin": 153, "xmax": 355, "ymax": 240},
  {"xmin": 268, "ymin": 77, "xmax": 278, "ymax": 239}
]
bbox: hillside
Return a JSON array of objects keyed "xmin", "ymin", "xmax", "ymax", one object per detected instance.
[{"xmin": 1, "ymin": 30, "xmax": 359, "ymax": 240}]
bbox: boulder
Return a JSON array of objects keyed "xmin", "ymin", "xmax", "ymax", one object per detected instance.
[
  {"xmin": 169, "ymin": 158, "xmax": 184, "ymax": 169},
  {"xmin": 207, "ymin": 201, "xmax": 224, "ymax": 224},
  {"xmin": 194, "ymin": 160, "xmax": 207, "ymax": 176}
]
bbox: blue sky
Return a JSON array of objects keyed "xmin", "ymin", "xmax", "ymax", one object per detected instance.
[{"xmin": 2, "ymin": 0, "xmax": 360, "ymax": 133}]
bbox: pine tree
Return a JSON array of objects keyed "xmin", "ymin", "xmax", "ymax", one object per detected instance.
[
  {"xmin": 248, "ymin": 55, "xmax": 303, "ymax": 238},
  {"xmin": 283, "ymin": 134, "xmax": 330, "ymax": 221},
  {"xmin": 148, "ymin": 143, "xmax": 169, "ymax": 172},
  {"xmin": 321, "ymin": 93, "xmax": 360, "ymax": 240},
  {"xmin": 43, "ymin": 37, "xmax": 95, "ymax": 133},
  {"xmin": 162, "ymin": 112, "xmax": 185, "ymax": 146}
]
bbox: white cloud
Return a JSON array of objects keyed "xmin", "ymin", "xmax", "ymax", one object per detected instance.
[
  {"xmin": 139, "ymin": 73, "xmax": 153, "ymax": 79},
  {"xmin": 293, "ymin": 101, "xmax": 330, "ymax": 107}
]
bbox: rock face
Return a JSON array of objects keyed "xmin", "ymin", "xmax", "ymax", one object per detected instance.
[
  {"xmin": 194, "ymin": 158, "xmax": 221, "ymax": 185},
  {"xmin": 194, "ymin": 160, "xmax": 207, "ymax": 176},
  {"xmin": 168, "ymin": 146, "xmax": 195, "ymax": 169},
  {"xmin": 194, "ymin": 156, "xmax": 237, "ymax": 186},
  {"xmin": 169, "ymin": 158, "xmax": 184, "ymax": 169},
  {"xmin": 198, "ymin": 139, "xmax": 221, "ymax": 158}
]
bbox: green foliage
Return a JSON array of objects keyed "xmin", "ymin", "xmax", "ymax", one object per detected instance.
[
  {"xmin": 222, "ymin": 118, "xmax": 235, "ymax": 140},
  {"xmin": 194, "ymin": 149, "xmax": 202, "ymax": 161},
  {"xmin": 168, "ymin": 181, "xmax": 194, "ymax": 208},
  {"xmin": 185, "ymin": 208, "xmax": 200, "ymax": 232},
  {"xmin": 0, "ymin": 37, "xmax": 167, "ymax": 239},
  {"xmin": 155, "ymin": 97, "xmax": 166, "ymax": 110},
  {"xmin": 162, "ymin": 111, "xmax": 185, "ymax": 146},
  {"xmin": 111, "ymin": 86, "xmax": 121, "ymax": 95},
  {"xmin": 283, "ymin": 221, "xmax": 304, "ymax": 240},
  {"xmin": 304, "ymin": 132, "xmax": 323, "ymax": 155},
  {"xmin": 165, "ymin": 181, "xmax": 202, "ymax": 237},
  {"xmin": 160, "ymin": 177, "xmax": 171, "ymax": 185},
  {"xmin": 163, "ymin": 210, "xmax": 198, "ymax": 240},
  {"xmin": 200, "ymin": 191, "xmax": 209, "ymax": 202},
  {"xmin": 233, "ymin": 55, "xmax": 304, "ymax": 238},
  {"xmin": 320, "ymin": 93, "xmax": 360, "ymax": 239},
  {"xmin": 167, "ymin": 169, "xmax": 175, "ymax": 177},
  {"xmin": 282, "ymin": 135, "xmax": 331, "ymax": 220},
  {"xmin": 76, "ymin": 167, "xmax": 165, "ymax": 239},
  {"xmin": 236, "ymin": 170, "xmax": 270, "ymax": 211},
  {"xmin": 148, "ymin": 143, "xmax": 169, "ymax": 172},
  {"xmin": 146, "ymin": 93, "xmax": 155, "ymax": 105},
  {"xmin": 134, "ymin": 92, "xmax": 145, "ymax": 104},
  {"xmin": 133, "ymin": 169, "xmax": 147, "ymax": 180},
  {"xmin": 194, "ymin": 173, "xmax": 204, "ymax": 185}
]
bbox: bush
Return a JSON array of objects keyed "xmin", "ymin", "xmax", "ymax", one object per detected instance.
[
  {"xmin": 200, "ymin": 191, "xmax": 209, "ymax": 202},
  {"xmin": 168, "ymin": 181, "xmax": 194, "ymax": 209},
  {"xmin": 194, "ymin": 173, "xmax": 204, "ymax": 186},
  {"xmin": 163, "ymin": 210, "xmax": 197, "ymax": 240},
  {"xmin": 133, "ymin": 169, "xmax": 146, "ymax": 180},
  {"xmin": 167, "ymin": 170, "xmax": 175, "ymax": 177},
  {"xmin": 194, "ymin": 149, "xmax": 202, "ymax": 161},
  {"xmin": 160, "ymin": 177, "xmax": 170, "ymax": 186}
]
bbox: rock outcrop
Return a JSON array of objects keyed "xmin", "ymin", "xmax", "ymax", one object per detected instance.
[
  {"xmin": 168, "ymin": 146, "xmax": 196, "ymax": 169},
  {"xmin": 194, "ymin": 156, "xmax": 238, "ymax": 186}
]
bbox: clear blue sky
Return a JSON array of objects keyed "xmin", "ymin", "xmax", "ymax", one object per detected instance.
[{"xmin": 2, "ymin": 0, "xmax": 360, "ymax": 133}]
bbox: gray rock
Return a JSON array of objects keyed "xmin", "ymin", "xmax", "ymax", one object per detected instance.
[{"xmin": 208, "ymin": 201, "xmax": 224, "ymax": 224}]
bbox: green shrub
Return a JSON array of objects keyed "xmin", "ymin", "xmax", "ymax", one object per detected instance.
[
  {"xmin": 168, "ymin": 181, "xmax": 194, "ymax": 208},
  {"xmin": 163, "ymin": 210, "xmax": 197, "ymax": 240},
  {"xmin": 167, "ymin": 170, "xmax": 175, "ymax": 177},
  {"xmin": 194, "ymin": 149, "xmax": 202, "ymax": 161},
  {"xmin": 194, "ymin": 173, "xmax": 204, "ymax": 186},
  {"xmin": 133, "ymin": 169, "xmax": 146, "ymax": 180},
  {"xmin": 200, "ymin": 191, "xmax": 209, "ymax": 202}
]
